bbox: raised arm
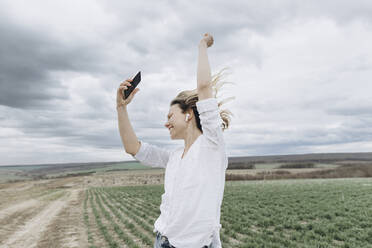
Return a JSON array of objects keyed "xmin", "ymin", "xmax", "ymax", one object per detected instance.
[
  {"xmin": 116, "ymin": 78, "xmax": 171, "ymax": 168},
  {"xmin": 116, "ymin": 78, "xmax": 141, "ymax": 155},
  {"xmin": 196, "ymin": 33, "xmax": 225, "ymax": 147},
  {"xmin": 197, "ymin": 33, "xmax": 214, "ymax": 101}
]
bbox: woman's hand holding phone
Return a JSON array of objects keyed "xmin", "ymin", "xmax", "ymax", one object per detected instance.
[{"xmin": 116, "ymin": 78, "xmax": 140, "ymax": 109}]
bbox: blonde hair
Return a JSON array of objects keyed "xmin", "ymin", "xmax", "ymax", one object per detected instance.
[{"xmin": 170, "ymin": 67, "xmax": 236, "ymax": 132}]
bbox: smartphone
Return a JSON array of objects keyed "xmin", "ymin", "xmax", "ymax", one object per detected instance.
[{"xmin": 124, "ymin": 71, "xmax": 141, "ymax": 99}]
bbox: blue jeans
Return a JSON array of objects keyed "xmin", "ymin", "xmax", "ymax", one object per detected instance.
[{"xmin": 153, "ymin": 231, "xmax": 213, "ymax": 248}]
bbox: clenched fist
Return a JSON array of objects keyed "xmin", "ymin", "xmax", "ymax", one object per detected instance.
[{"xmin": 200, "ymin": 33, "xmax": 214, "ymax": 48}]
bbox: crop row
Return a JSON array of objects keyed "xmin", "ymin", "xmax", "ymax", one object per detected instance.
[{"xmin": 83, "ymin": 178, "xmax": 372, "ymax": 247}]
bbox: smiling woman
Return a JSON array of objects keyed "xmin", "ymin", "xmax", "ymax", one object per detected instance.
[
  {"xmin": 165, "ymin": 67, "xmax": 235, "ymax": 138},
  {"xmin": 117, "ymin": 33, "xmax": 235, "ymax": 248}
]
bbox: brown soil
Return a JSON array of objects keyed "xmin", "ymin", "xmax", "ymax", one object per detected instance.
[{"xmin": 0, "ymin": 169, "xmax": 164, "ymax": 248}]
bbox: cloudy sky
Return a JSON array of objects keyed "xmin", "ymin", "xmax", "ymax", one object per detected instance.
[{"xmin": 1, "ymin": 0, "xmax": 371, "ymax": 166}]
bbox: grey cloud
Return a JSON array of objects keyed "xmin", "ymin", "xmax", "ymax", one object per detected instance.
[
  {"xmin": 0, "ymin": 14, "xmax": 110, "ymax": 109},
  {"xmin": 1, "ymin": 0, "xmax": 372, "ymax": 165},
  {"xmin": 326, "ymin": 106, "xmax": 372, "ymax": 117},
  {"xmin": 226, "ymin": 118, "xmax": 372, "ymax": 154}
]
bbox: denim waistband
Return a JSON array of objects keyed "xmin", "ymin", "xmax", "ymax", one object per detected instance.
[
  {"xmin": 156, "ymin": 231, "xmax": 211, "ymax": 248},
  {"xmin": 156, "ymin": 231, "xmax": 176, "ymax": 248}
]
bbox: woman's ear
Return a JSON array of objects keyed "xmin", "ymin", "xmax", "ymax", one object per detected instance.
[
  {"xmin": 185, "ymin": 110, "xmax": 194, "ymax": 121},
  {"xmin": 189, "ymin": 110, "xmax": 195, "ymax": 120}
]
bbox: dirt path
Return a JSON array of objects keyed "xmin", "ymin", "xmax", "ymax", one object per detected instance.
[
  {"xmin": 36, "ymin": 189, "xmax": 88, "ymax": 248},
  {"xmin": 0, "ymin": 199, "xmax": 39, "ymax": 221},
  {"xmin": 0, "ymin": 200, "xmax": 47, "ymax": 245},
  {"xmin": 0, "ymin": 189, "xmax": 80, "ymax": 248},
  {"xmin": 0, "ymin": 169, "xmax": 166, "ymax": 248}
]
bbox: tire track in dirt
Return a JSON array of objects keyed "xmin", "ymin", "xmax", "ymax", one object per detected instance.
[
  {"xmin": 36, "ymin": 189, "xmax": 88, "ymax": 248},
  {"xmin": 0, "ymin": 201, "xmax": 46, "ymax": 245},
  {"xmin": 0, "ymin": 190, "xmax": 62, "ymax": 222},
  {"xmin": 0, "ymin": 190, "xmax": 66, "ymax": 245},
  {"xmin": 0, "ymin": 199, "xmax": 39, "ymax": 221},
  {"xmin": 0, "ymin": 189, "xmax": 74, "ymax": 248}
]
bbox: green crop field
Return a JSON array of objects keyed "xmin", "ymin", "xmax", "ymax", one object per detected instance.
[{"xmin": 84, "ymin": 178, "xmax": 372, "ymax": 248}]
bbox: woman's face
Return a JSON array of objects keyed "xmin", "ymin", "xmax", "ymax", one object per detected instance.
[{"xmin": 164, "ymin": 104, "xmax": 188, "ymax": 140}]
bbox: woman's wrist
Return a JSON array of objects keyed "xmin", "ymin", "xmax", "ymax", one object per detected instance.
[
  {"xmin": 116, "ymin": 103, "xmax": 127, "ymax": 111},
  {"xmin": 199, "ymin": 40, "xmax": 208, "ymax": 48}
]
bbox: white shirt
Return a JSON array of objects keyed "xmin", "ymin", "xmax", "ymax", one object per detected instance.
[{"xmin": 132, "ymin": 97, "xmax": 228, "ymax": 248}]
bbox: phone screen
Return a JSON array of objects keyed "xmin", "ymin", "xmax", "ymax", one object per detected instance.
[{"xmin": 124, "ymin": 71, "xmax": 141, "ymax": 99}]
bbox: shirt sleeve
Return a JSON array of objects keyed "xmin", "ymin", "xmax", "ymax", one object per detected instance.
[
  {"xmin": 196, "ymin": 97, "xmax": 224, "ymax": 147},
  {"xmin": 131, "ymin": 140, "xmax": 172, "ymax": 168}
]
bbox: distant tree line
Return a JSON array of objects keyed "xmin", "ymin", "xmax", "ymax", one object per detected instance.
[
  {"xmin": 278, "ymin": 162, "xmax": 315, "ymax": 169},
  {"xmin": 228, "ymin": 162, "xmax": 256, "ymax": 169}
]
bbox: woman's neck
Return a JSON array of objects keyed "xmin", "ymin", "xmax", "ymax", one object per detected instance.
[{"xmin": 182, "ymin": 129, "xmax": 202, "ymax": 158}]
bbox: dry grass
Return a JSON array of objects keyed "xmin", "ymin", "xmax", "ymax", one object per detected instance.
[{"xmin": 226, "ymin": 163, "xmax": 372, "ymax": 181}]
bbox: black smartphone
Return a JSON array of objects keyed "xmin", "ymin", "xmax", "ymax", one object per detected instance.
[{"xmin": 124, "ymin": 71, "xmax": 141, "ymax": 99}]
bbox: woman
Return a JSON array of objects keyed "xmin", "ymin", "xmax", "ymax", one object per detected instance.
[{"xmin": 116, "ymin": 33, "xmax": 234, "ymax": 248}]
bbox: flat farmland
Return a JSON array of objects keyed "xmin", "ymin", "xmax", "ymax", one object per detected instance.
[
  {"xmin": 1, "ymin": 169, "xmax": 371, "ymax": 248},
  {"xmin": 84, "ymin": 178, "xmax": 372, "ymax": 248}
]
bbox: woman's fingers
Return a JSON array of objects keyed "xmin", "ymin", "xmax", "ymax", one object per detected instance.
[
  {"xmin": 117, "ymin": 86, "xmax": 128, "ymax": 101},
  {"xmin": 202, "ymin": 33, "xmax": 213, "ymax": 47},
  {"xmin": 120, "ymin": 78, "xmax": 132, "ymax": 85},
  {"xmin": 120, "ymin": 81, "xmax": 132, "ymax": 87},
  {"xmin": 119, "ymin": 85, "xmax": 128, "ymax": 90},
  {"xmin": 116, "ymin": 78, "xmax": 137, "ymax": 108}
]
